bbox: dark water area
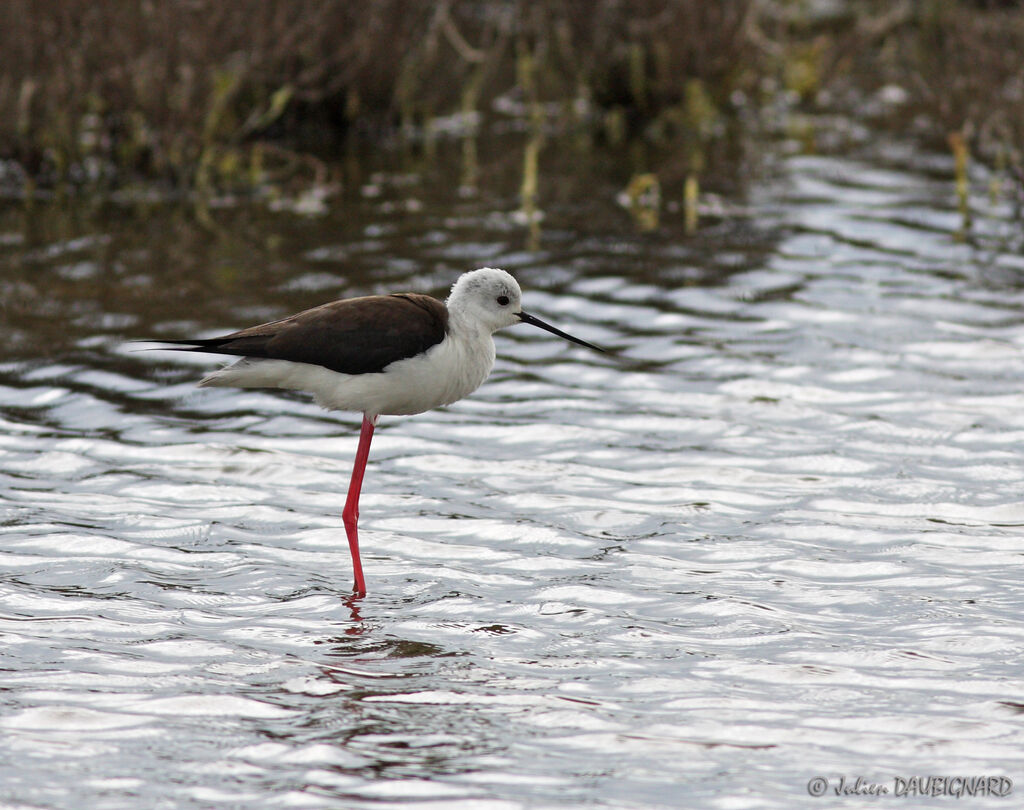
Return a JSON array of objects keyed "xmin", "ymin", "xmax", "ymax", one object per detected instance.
[{"xmin": 1, "ymin": 128, "xmax": 1023, "ymax": 809}]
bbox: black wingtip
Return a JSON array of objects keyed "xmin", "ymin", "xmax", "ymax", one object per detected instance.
[
  {"xmin": 131, "ymin": 338, "xmax": 230, "ymax": 355},
  {"xmin": 138, "ymin": 337, "xmax": 226, "ymax": 347}
]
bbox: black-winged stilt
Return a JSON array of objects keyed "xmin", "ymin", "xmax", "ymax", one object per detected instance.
[{"xmin": 157, "ymin": 267, "xmax": 604, "ymax": 596}]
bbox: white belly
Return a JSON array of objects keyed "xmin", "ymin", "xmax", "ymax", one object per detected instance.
[{"xmin": 198, "ymin": 332, "xmax": 496, "ymax": 418}]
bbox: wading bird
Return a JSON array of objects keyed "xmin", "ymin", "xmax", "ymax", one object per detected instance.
[{"xmin": 157, "ymin": 268, "xmax": 604, "ymax": 596}]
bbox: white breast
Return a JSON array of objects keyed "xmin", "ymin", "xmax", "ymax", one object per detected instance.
[{"xmin": 199, "ymin": 328, "xmax": 497, "ymax": 419}]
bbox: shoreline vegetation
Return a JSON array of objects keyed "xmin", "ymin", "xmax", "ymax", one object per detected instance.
[{"xmin": 1, "ymin": 0, "xmax": 1022, "ymax": 228}]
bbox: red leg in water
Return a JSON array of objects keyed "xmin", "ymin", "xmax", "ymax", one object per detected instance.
[{"xmin": 342, "ymin": 414, "xmax": 376, "ymax": 596}]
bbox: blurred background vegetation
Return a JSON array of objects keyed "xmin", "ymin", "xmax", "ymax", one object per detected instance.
[{"xmin": 0, "ymin": 0, "xmax": 1021, "ymax": 209}]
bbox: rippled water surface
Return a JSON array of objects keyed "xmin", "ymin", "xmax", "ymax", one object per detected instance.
[{"xmin": 1, "ymin": 136, "xmax": 1023, "ymax": 809}]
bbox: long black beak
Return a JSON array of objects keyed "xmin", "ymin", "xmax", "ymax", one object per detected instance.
[{"xmin": 517, "ymin": 311, "xmax": 605, "ymax": 353}]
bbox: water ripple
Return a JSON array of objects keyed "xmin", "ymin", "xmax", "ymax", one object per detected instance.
[{"xmin": 1, "ymin": 145, "xmax": 1023, "ymax": 808}]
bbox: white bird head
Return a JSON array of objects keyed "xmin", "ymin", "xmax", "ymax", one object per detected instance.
[
  {"xmin": 448, "ymin": 267, "xmax": 605, "ymax": 351},
  {"xmin": 447, "ymin": 267, "xmax": 523, "ymax": 332}
]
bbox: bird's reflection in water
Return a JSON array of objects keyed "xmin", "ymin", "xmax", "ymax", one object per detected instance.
[{"xmin": 341, "ymin": 592, "xmax": 366, "ymax": 634}]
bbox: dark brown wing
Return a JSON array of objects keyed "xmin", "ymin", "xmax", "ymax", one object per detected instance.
[{"xmin": 158, "ymin": 293, "xmax": 449, "ymax": 375}]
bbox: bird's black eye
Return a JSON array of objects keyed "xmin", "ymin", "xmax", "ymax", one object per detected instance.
[{"xmin": 496, "ymin": 295, "xmax": 510, "ymax": 306}]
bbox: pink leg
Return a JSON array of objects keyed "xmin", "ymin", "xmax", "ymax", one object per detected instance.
[{"xmin": 342, "ymin": 414, "xmax": 376, "ymax": 596}]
